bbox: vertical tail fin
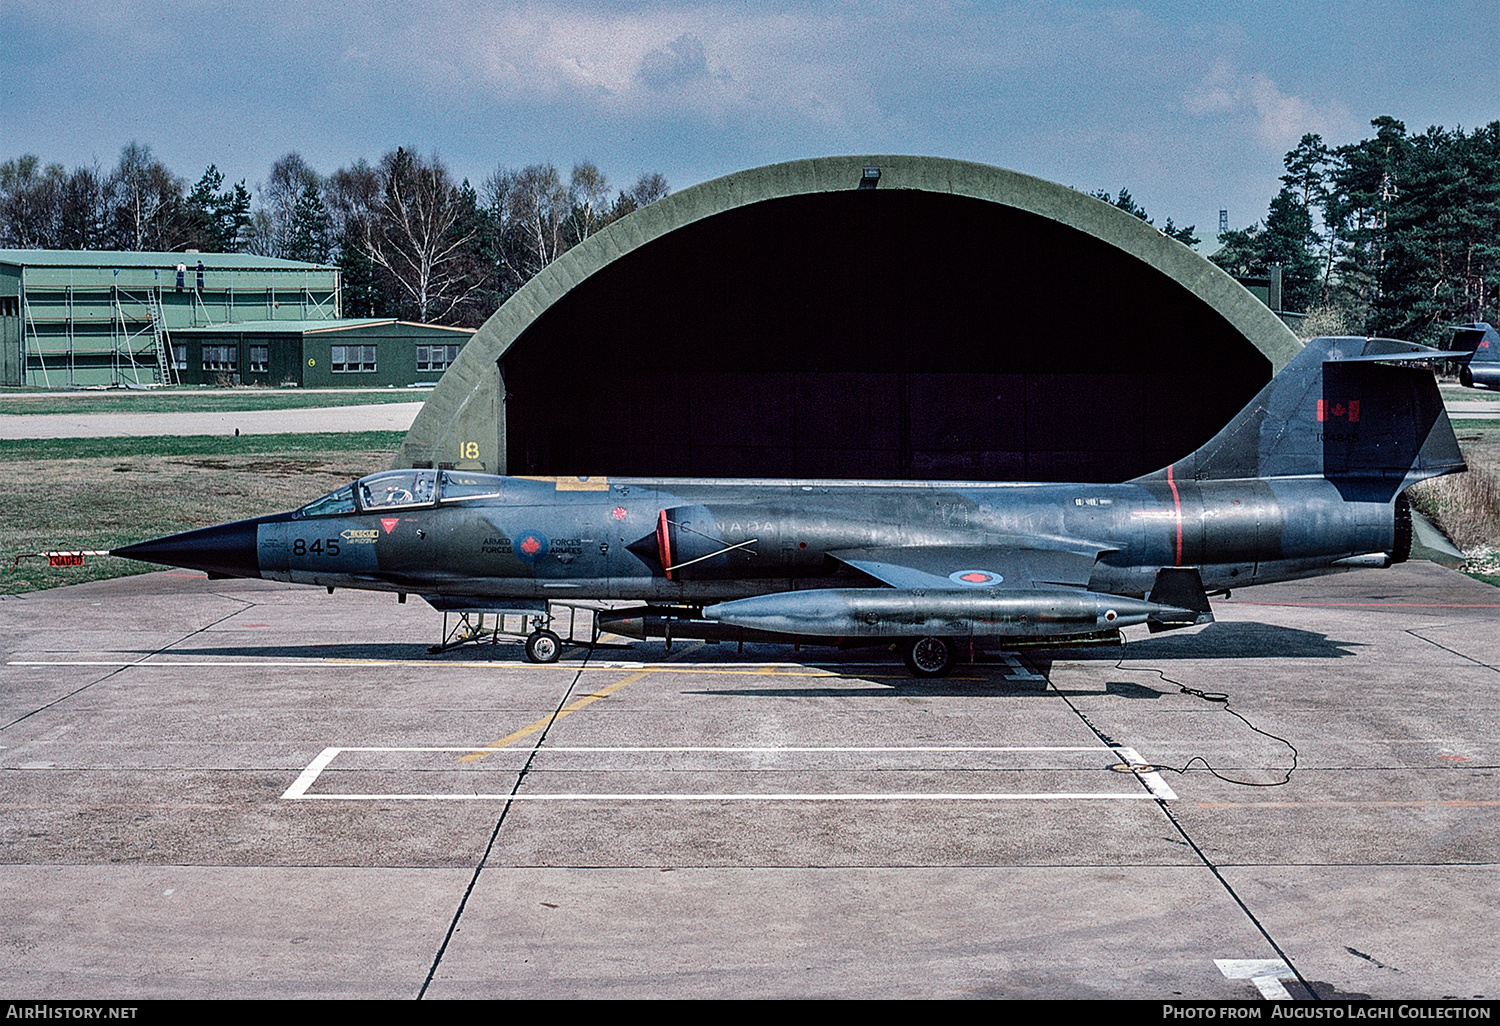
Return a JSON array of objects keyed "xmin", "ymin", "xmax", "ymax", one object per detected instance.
[{"xmin": 1133, "ymin": 336, "xmax": 1465, "ymax": 501}]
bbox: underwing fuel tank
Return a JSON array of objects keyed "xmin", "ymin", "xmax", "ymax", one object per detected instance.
[
  {"xmin": 596, "ymin": 606, "xmax": 792, "ymax": 645},
  {"xmin": 702, "ymin": 588, "xmax": 1206, "ymax": 639}
]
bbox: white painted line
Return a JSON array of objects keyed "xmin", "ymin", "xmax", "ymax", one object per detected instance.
[
  {"xmin": 997, "ymin": 653, "xmax": 1046, "ymax": 681},
  {"xmin": 1215, "ymin": 958, "xmax": 1294, "ymax": 1000},
  {"xmin": 312, "ymin": 745, "xmax": 1114, "ymax": 753},
  {"xmin": 1115, "ymin": 745, "xmax": 1179, "ymax": 800},
  {"xmin": 1252, "ymin": 976, "xmax": 1294, "ymax": 1001},
  {"xmin": 282, "ymin": 745, "xmax": 1172, "ymax": 802},
  {"xmin": 10, "ymin": 658, "xmax": 168, "ymax": 668},
  {"xmin": 281, "ymin": 746, "xmax": 342, "ymax": 800},
  {"xmin": 289, "ymin": 792, "xmax": 1169, "ymax": 801}
]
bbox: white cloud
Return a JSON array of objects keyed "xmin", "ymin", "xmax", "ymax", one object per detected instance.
[
  {"xmin": 374, "ymin": 4, "xmax": 904, "ymax": 135},
  {"xmin": 1185, "ymin": 59, "xmax": 1354, "ymax": 148},
  {"xmin": 638, "ymin": 34, "xmax": 711, "ymax": 91}
]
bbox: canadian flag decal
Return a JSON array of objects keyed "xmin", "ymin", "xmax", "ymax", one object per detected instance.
[{"xmin": 1317, "ymin": 399, "xmax": 1360, "ymax": 423}]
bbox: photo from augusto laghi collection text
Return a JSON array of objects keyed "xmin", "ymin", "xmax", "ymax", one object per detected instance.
[{"xmin": 1162, "ymin": 1006, "xmax": 1494, "ymax": 1020}]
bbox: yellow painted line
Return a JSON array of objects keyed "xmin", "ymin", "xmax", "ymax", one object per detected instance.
[{"xmin": 458, "ymin": 641, "xmax": 708, "ymax": 763}]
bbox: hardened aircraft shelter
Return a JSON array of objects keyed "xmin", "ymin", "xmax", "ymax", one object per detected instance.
[{"xmin": 397, "ymin": 156, "xmax": 1301, "ymax": 484}]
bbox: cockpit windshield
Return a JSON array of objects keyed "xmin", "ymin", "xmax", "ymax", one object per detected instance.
[
  {"xmin": 357, "ymin": 469, "xmax": 437, "ymax": 510},
  {"xmin": 296, "ymin": 484, "xmax": 356, "ymax": 518}
]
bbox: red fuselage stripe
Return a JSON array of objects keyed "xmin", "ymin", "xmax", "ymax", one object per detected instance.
[
  {"xmin": 657, "ymin": 508, "xmax": 674, "ymax": 581},
  {"xmin": 1167, "ymin": 463, "xmax": 1183, "ymax": 566}
]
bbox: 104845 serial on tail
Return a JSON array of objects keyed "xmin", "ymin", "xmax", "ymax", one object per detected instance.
[{"xmin": 114, "ymin": 336, "xmax": 1468, "ymax": 677}]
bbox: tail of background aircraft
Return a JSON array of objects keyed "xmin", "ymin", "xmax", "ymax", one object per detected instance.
[
  {"xmin": 1447, "ymin": 322, "xmax": 1500, "ymax": 389},
  {"xmin": 1134, "ymin": 336, "xmax": 1465, "ymax": 502}
]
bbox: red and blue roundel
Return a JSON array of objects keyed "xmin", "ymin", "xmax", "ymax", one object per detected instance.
[
  {"xmin": 949, "ymin": 569, "xmax": 1002, "ymax": 586},
  {"xmin": 514, "ymin": 531, "xmax": 549, "ymax": 560}
]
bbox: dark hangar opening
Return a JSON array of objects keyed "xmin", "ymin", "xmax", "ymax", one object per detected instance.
[{"xmin": 501, "ymin": 189, "xmax": 1270, "ymax": 482}]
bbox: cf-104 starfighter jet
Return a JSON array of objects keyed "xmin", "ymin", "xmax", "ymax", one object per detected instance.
[
  {"xmin": 1447, "ymin": 322, "xmax": 1500, "ymax": 390},
  {"xmin": 114, "ymin": 335, "xmax": 1466, "ymax": 677}
]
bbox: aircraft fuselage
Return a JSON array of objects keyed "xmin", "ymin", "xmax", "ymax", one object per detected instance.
[{"xmin": 237, "ymin": 473, "xmax": 1397, "ymax": 603}]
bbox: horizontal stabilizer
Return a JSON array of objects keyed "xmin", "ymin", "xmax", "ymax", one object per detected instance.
[{"xmin": 1445, "ymin": 322, "xmax": 1500, "ymax": 361}]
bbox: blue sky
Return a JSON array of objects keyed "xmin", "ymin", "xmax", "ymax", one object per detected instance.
[{"xmin": 2, "ymin": 0, "xmax": 1495, "ymax": 244}]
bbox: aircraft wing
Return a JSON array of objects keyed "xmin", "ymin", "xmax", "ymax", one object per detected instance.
[{"xmin": 828, "ymin": 543, "xmax": 1105, "ymax": 590}]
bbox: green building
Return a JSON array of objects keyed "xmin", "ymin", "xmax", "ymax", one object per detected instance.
[
  {"xmin": 169, "ymin": 319, "xmax": 474, "ymax": 388},
  {"xmin": 0, "ymin": 249, "xmax": 342, "ymax": 386},
  {"xmin": 1, "ymin": 250, "xmax": 475, "ymax": 388}
]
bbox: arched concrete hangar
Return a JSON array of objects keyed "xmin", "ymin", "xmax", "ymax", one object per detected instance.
[{"xmin": 395, "ymin": 156, "xmax": 1301, "ymax": 483}]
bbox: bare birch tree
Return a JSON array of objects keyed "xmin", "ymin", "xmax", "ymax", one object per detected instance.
[
  {"xmin": 103, "ymin": 143, "xmax": 184, "ymax": 251},
  {"xmin": 365, "ymin": 148, "xmax": 481, "ymax": 323},
  {"xmin": 485, "ymin": 163, "xmax": 570, "ymax": 291},
  {"xmin": 569, "ymin": 161, "xmax": 610, "ymax": 243},
  {"xmin": 0, "ymin": 156, "xmax": 65, "ymax": 248},
  {"xmin": 243, "ymin": 152, "xmax": 320, "ymax": 257}
]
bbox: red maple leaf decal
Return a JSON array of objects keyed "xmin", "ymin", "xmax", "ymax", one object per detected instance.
[
  {"xmin": 521, "ymin": 535, "xmax": 541, "ymax": 554},
  {"xmin": 960, "ymin": 572, "xmax": 990, "ymax": 583}
]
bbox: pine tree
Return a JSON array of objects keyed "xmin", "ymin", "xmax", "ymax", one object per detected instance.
[{"xmin": 285, "ymin": 182, "xmax": 332, "ymax": 263}]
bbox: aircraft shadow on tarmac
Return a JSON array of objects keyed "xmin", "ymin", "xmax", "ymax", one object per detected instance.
[
  {"xmin": 144, "ymin": 620, "xmax": 1358, "ymax": 675},
  {"xmin": 137, "ymin": 641, "xmax": 497, "ymax": 661},
  {"xmin": 1050, "ymin": 619, "xmax": 1364, "ymax": 661}
]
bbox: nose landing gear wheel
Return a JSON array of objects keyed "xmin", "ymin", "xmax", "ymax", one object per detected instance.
[
  {"xmin": 525, "ymin": 629, "xmax": 563, "ymax": 664},
  {"xmin": 903, "ymin": 636, "xmax": 957, "ymax": 678}
]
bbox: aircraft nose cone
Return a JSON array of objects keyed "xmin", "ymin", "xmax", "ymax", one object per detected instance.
[{"xmin": 112, "ymin": 518, "xmax": 265, "ymax": 580}]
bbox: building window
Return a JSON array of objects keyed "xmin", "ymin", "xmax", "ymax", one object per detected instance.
[
  {"xmin": 203, "ymin": 344, "xmax": 237, "ymax": 372},
  {"xmin": 172, "ymin": 344, "xmax": 188, "ymax": 371},
  {"xmin": 331, "ymin": 344, "xmax": 377, "ymax": 373},
  {"xmin": 417, "ymin": 344, "xmax": 460, "ymax": 372},
  {"xmin": 249, "ymin": 345, "xmax": 268, "ymax": 373}
]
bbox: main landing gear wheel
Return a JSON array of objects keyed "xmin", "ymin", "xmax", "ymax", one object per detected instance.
[
  {"xmin": 903, "ymin": 636, "xmax": 957, "ymax": 678},
  {"xmin": 525, "ymin": 629, "xmax": 563, "ymax": 664}
]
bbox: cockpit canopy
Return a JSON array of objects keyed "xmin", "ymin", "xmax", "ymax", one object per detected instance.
[
  {"xmin": 294, "ymin": 469, "xmax": 506, "ymax": 517},
  {"xmin": 360, "ymin": 469, "xmax": 436, "ymax": 510}
]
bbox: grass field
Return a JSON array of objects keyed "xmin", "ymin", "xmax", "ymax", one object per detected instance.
[
  {"xmin": 0, "ymin": 389, "xmax": 428, "ymax": 416},
  {"xmin": 3, "ymin": 432, "xmax": 403, "ymax": 595}
]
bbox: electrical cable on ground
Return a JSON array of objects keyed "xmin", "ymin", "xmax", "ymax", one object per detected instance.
[{"xmin": 1116, "ymin": 640, "xmax": 1299, "ymax": 787}]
